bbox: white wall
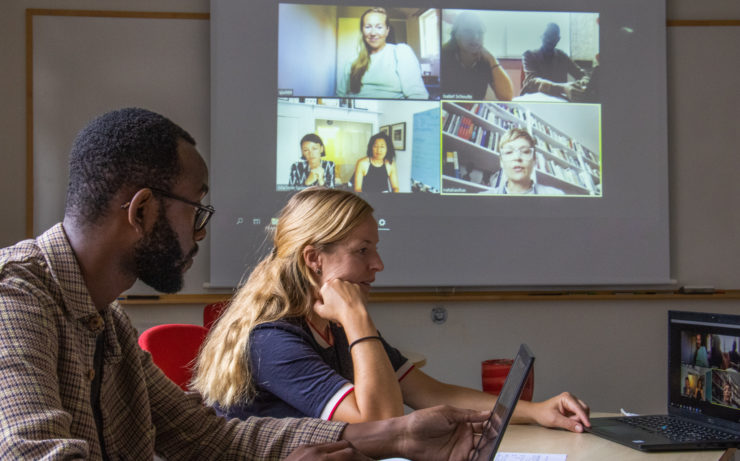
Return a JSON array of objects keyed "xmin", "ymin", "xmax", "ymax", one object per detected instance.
[{"xmin": 2, "ymin": 0, "xmax": 740, "ymax": 415}]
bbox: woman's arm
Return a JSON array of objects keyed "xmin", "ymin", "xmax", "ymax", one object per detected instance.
[
  {"xmin": 315, "ymin": 279, "xmax": 404, "ymax": 423},
  {"xmin": 401, "ymin": 368, "xmax": 496, "ymax": 412},
  {"xmin": 394, "ymin": 44, "xmax": 429, "ymax": 99},
  {"xmin": 400, "ymin": 368, "xmax": 591, "ymax": 432},
  {"xmin": 481, "ymin": 49, "xmax": 513, "ymax": 101},
  {"xmin": 336, "ymin": 62, "xmax": 350, "ymax": 97},
  {"xmin": 353, "ymin": 158, "xmax": 366, "ymax": 193},
  {"xmin": 387, "ymin": 162, "xmax": 400, "ymax": 192}
]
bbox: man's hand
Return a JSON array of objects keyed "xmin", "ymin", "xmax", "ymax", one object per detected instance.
[
  {"xmin": 341, "ymin": 405, "xmax": 488, "ymax": 461},
  {"xmin": 399, "ymin": 406, "xmax": 490, "ymax": 461},
  {"xmin": 561, "ymin": 81, "xmax": 586, "ymax": 101},
  {"xmin": 286, "ymin": 441, "xmax": 374, "ymax": 461}
]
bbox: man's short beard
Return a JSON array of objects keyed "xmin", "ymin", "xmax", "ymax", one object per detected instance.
[{"xmin": 133, "ymin": 210, "xmax": 188, "ymax": 293}]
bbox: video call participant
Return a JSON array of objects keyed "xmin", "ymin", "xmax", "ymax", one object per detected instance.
[
  {"xmin": 521, "ymin": 23, "xmax": 587, "ymax": 101},
  {"xmin": 489, "ymin": 128, "xmax": 565, "ymax": 195},
  {"xmin": 289, "ymin": 133, "xmax": 336, "ymax": 188},
  {"xmin": 730, "ymin": 341, "xmax": 740, "ymax": 369},
  {"xmin": 683, "ymin": 376, "xmax": 692, "ymax": 397},
  {"xmin": 694, "ymin": 333, "xmax": 709, "ymax": 368},
  {"xmin": 723, "ymin": 382, "xmax": 733, "ymax": 406},
  {"xmin": 353, "ymin": 132, "xmax": 399, "ymax": 193},
  {"xmin": 336, "ymin": 7, "xmax": 429, "ymax": 99},
  {"xmin": 440, "ymin": 11, "xmax": 513, "ymax": 100},
  {"xmin": 192, "ymin": 187, "xmax": 591, "ymax": 433},
  {"xmin": 694, "ymin": 376, "xmax": 705, "ymax": 400},
  {"xmin": 0, "ymin": 108, "xmax": 488, "ymax": 460}
]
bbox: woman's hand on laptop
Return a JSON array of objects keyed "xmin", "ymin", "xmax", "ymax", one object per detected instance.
[{"xmin": 519, "ymin": 392, "xmax": 591, "ymax": 432}]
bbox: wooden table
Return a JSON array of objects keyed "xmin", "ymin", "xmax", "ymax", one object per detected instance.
[{"xmin": 498, "ymin": 414, "xmax": 726, "ymax": 461}]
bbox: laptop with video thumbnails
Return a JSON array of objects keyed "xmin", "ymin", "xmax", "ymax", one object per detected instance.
[
  {"xmin": 470, "ymin": 343, "xmax": 535, "ymax": 461},
  {"xmin": 587, "ymin": 310, "xmax": 740, "ymax": 451}
]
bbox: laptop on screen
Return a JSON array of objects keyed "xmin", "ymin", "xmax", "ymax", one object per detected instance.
[
  {"xmin": 587, "ymin": 310, "xmax": 740, "ymax": 451},
  {"xmin": 471, "ymin": 343, "xmax": 535, "ymax": 461}
]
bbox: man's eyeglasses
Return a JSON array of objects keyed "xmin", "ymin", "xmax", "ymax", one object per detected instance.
[
  {"xmin": 500, "ymin": 146, "xmax": 535, "ymax": 159},
  {"xmin": 148, "ymin": 187, "xmax": 215, "ymax": 232}
]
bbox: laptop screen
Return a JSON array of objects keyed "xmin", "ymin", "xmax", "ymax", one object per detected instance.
[
  {"xmin": 471, "ymin": 344, "xmax": 535, "ymax": 461},
  {"xmin": 669, "ymin": 311, "xmax": 740, "ymax": 430}
]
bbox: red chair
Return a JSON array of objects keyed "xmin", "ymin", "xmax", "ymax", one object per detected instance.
[
  {"xmin": 203, "ymin": 301, "xmax": 229, "ymax": 330},
  {"xmin": 138, "ymin": 324, "xmax": 208, "ymax": 390}
]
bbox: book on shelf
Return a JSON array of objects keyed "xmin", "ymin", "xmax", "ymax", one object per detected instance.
[
  {"xmin": 535, "ymin": 136, "xmax": 552, "ymax": 154},
  {"xmin": 445, "ymin": 151, "xmax": 460, "ymax": 178},
  {"xmin": 496, "ymin": 103, "xmax": 528, "ymax": 122},
  {"xmin": 445, "ymin": 113, "xmax": 461, "ymax": 134},
  {"xmin": 536, "ymin": 152, "xmax": 547, "ymax": 172},
  {"xmin": 470, "ymin": 124, "xmax": 479, "ymax": 143},
  {"xmin": 456, "ymin": 116, "xmax": 472, "ymax": 139}
]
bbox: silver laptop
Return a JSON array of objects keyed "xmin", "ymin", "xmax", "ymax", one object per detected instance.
[
  {"xmin": 471, "ymin": 343, "xmax": 535, "ymax": 461},
  {"xmin": 587, "ymin": 310, "xmax": 740, "ymax": 451}
]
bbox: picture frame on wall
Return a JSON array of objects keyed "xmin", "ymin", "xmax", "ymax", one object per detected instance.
[
  {"xmin": 391, "ymin": 122, "xmax": 406, "ymax": 151},
  {"xmin": 380, "ymin": 124, "xmax": 390, "ymax": 136}
]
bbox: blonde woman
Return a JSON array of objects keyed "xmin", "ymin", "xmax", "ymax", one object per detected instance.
[
  {"xmin": 336, "ymin": 7, "xmax": 429, "ymax": 99},
  {"xmin": 192, "ymin": 188, "xmax": 591, "ymax": 432}
]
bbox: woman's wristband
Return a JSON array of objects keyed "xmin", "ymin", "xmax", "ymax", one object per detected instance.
[{"xmin": 348, "ymin": 335, "xmax": 382, "ymax": 353}]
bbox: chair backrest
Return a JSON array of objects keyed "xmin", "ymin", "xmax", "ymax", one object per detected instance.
[
  {"xmin": 203, "ymin": 301, "xmax": 229, "ymax": 330},
  {"xmin": 138, "ymin": 323, "xmax": 209, "ymax": 390}
]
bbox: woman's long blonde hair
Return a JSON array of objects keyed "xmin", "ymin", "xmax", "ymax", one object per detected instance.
[
  {"xmin": 350, "ymin": 7, "xmax": 389, "ymax": 94},
  {"xmin": 191, "ymin": 187, "xmax": 374, "ymax": 407}
]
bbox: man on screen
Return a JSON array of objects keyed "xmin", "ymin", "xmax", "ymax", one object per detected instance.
[
  {"xmin": 0, "ymin": 107, "xmax": 487, "ymax": 459},
  {"xmin": 520, "ymin": 23, "xmax": 587, "ymax": 101}
]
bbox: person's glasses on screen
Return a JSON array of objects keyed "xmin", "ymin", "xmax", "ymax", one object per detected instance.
[{"xmin": 500, "ymin": 146, "xmax": 534, "ymax": 159}]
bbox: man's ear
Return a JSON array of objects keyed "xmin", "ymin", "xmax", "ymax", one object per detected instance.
[{"xmin": 125, "ymin": 188, "xmax": 158, "ymax": 235}]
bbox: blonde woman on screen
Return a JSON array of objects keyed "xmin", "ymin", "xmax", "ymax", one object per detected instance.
[
  {"xmin": 336, "ymin": 7, "xmax": 429, "ymax": 99},
  {"xmin": 192, "ymin": 188, "xmax": 590, "ymax": 433}
]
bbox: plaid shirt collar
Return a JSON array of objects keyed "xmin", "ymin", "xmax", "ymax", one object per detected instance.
[{"xmin": 37, "ymin": 223, "xmax": 123, "ymax": 361}]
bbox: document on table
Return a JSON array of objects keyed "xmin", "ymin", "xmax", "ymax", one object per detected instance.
[{"xmin": 494, "ymin": 453, "xmax": 566, "ymax": 461}]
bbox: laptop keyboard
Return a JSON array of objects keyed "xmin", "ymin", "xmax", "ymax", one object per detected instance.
[{"xmin": 618, "ymin": 415, "xmax": 738, "ymax": 442}]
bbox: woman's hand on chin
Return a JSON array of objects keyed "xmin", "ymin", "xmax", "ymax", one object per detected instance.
[{"xmin": 314, "ymin": 279, "xmax": 371, "ymax": 330}]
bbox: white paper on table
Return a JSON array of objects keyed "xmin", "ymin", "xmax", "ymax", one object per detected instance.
[{"xmin": 494, "ymin": 453, "xmax": 567, "ymax": 461}]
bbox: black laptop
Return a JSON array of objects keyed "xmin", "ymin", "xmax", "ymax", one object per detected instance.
[
  {"xmin": 587, "ymin": 310, "xmax": 740, "ymax": 451},
  {"xmin": 471, "ymin": 343, "xmax": 535, "ymax": 461}
]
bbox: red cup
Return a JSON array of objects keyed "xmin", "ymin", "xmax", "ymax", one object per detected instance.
[{"xmin": 482, "ymin": 359, "xmax": 534, "ymax": 401}]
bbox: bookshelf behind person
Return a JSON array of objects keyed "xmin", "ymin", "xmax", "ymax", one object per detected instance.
[
  {"xmin": 441, "ymin": 101, "xmax": 601, "ymax": 195},
  {"xmin": 191, "ymin": 187, "xmax": 591, "ymax": 431}
]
